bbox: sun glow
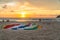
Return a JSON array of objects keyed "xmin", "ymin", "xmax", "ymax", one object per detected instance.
[{"xmin": 20, "ymin": 12, "xmax": 26, "ymax": 18}]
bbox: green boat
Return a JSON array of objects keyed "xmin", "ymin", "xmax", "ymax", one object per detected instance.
[{"xmin": 24, "ymin": 25, "xmax": 38, "ymax": 30}]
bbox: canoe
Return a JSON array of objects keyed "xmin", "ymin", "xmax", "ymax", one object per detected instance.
[
  {"xmin": 4, "ymin": 23, "xmax": 20, "ymax": 29},
  {"xmin": 18, "ymin": 23, "xmax": 31, "ymax": 28},
  {"xmin": 24, "ymin": 25, "xmax": 38, "ymax": 30},
  {"xmin": 11, "ymin": 27, "xmax": 17, "ymax": 30}
]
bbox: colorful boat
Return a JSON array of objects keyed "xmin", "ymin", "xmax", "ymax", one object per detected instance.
[
  {"xmin": 24, "ymin": 25, "xmax": 38, "ymax": 30},
  {"xmin": 11, "ymin": 27, "xmax": 18, "ymax": 30},
  {"xmin": 3, "ymin": 23, "xmax": 40, "ymax": 30},
  {"xmin": 18, "ymin": 23, "xmax": 31, "ymax": 28},
  {"xmin": 4, "ymin": 23, "xmax": 20, "ymax": 29},
  {"xmin": 3, "ymin": 23, "xmax": 31, "ymax": 29}
]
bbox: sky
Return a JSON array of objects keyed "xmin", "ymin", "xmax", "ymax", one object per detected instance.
[
  {"xmin": 0, "ymin": 0, "xmax": 59, "ymax": 10},
  {"xmin": 0, "ymin": 0, "xmax": 60, "ymax": 18}
]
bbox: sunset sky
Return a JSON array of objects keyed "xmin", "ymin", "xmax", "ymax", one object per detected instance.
[{"xmin": 0, "ymin": 0, "xmax": 60, "ymax": 18}]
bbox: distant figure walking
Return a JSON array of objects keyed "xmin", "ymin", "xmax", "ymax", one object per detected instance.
[
  {"xmin": 6, "ymin": 20, "xmax": 9, "ymax": 22},
  {"xmin": 2, "ymin": 20, "xmax": 4, "ymax": 22}
]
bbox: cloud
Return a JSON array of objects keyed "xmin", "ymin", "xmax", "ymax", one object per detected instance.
[
  {"xmin": 0, "ymin": 0, "xmax": 17, "ymax": 3},
  {"xmin": 27, "ymin": 0, "xmax": 59, "ymax": 10}
]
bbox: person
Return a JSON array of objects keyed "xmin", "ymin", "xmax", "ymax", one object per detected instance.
[
  {"xmin": 2, "ymin": 20, "xmax": 4, "ymax": 22},
  {"xmin": 39, "ymin": 19, "xmax": 41, "ymax": 22},
  {"xmin": 6, "ymin": 20, "xmax": 9, "ymax": 22}
]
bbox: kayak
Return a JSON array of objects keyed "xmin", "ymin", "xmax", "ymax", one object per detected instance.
[
  {"xmin": 24, "ymin": 25, "xmax": 38, "ymax": 30},
  {"xmin": 4, "ymin": 23, "xmax": 20, "ymax": 29},
  {"xmin": 4, "ymin": 23, "xmax": 31, "ymax": 30},
  {"xmin": 11, "ymin": 27, "xmax": 17, "ymax": 30},
  {"xmin": 18, "ymin": 23, "xmax": 31, "ymax": 28}
]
